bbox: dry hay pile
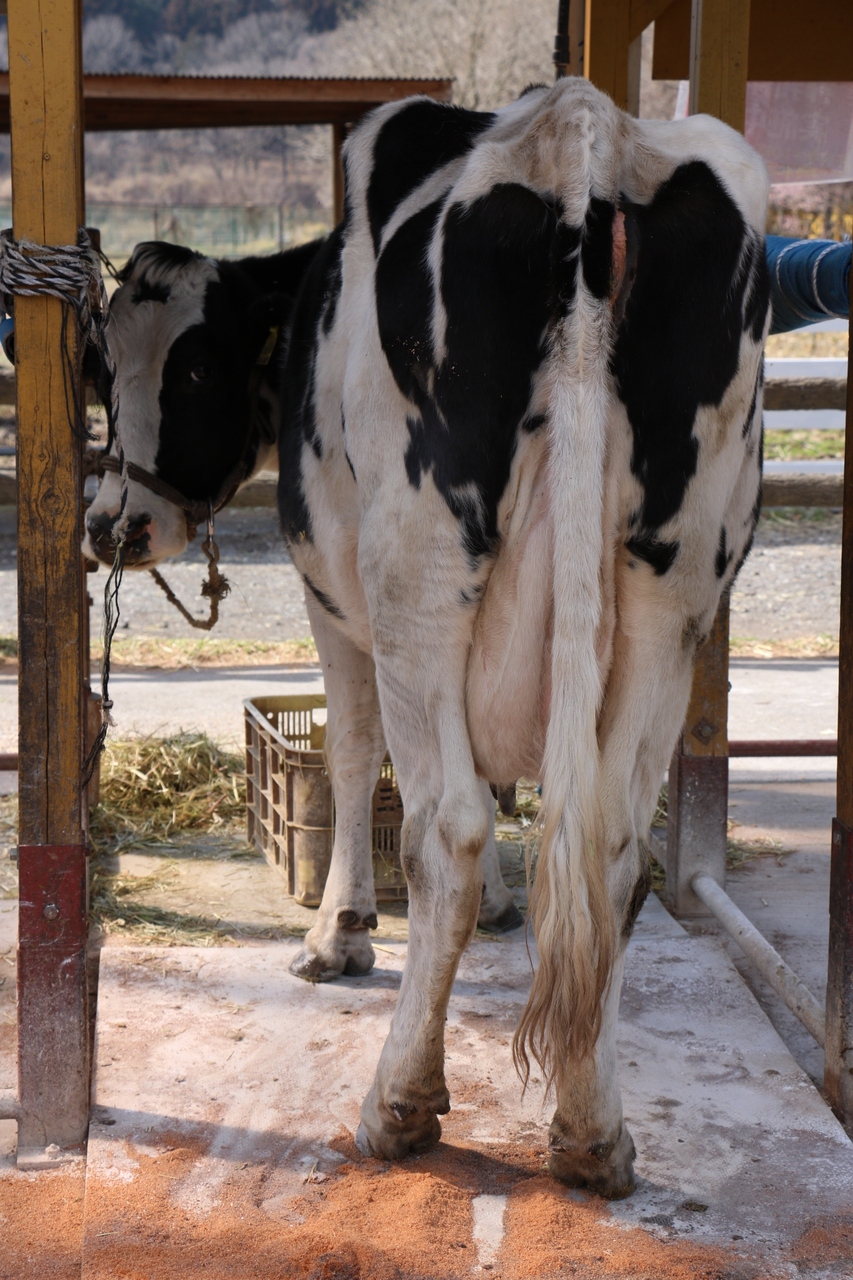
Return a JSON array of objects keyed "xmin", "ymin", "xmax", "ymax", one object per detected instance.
[
  {"xmin": 89, "ymin": 733, "xmax": 259, "ymax": 945},
  {"xmin": 90, "ymin": 731, "xmax": 245, "ymax": 851}
]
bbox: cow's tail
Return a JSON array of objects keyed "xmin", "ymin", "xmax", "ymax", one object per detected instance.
[{"xmin": 513, "ymin": 181, "xmax": 617, "ymax": 1094}]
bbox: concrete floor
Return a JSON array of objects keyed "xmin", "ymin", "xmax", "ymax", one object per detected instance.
[
  {"xmin": 2, "ymin": 661, "xmax": 852, "ymax": 1274},
  {"xmin": 77, "ymin": 900, "xmax": 853, "ymax": 1278}
]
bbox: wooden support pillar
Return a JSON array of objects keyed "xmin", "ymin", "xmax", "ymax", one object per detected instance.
[
  {"xmin": 666, "ymin": 599, "xmax": 730, "ymax": 913},
  {"xmin": 826, "ymin": 319, "xmax": 853, "ymax": 1132},
  {"xmin": 626, "ymin": 34, "xmax": 643, "ymax": 116},
  {"xmin": 584, "ymin": 0, "xmax": 632, "ymax": 110},
  {"xmin": 666, "ymin": 0, "xmax": 749, "ymax": 916},
  {"xmin": 689, "ymin": 0, "xmax": 751, "ymax": 131},
  {"xmin": 9, "ymin": 0, "xmax": 89, "ymax": 1157},
  {"xmin": 555, "ymin": 0, "xmax": 586, "ymax": 78}
]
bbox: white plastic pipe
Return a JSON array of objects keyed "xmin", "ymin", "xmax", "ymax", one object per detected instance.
[
  {"xmin": 0, "ymin": 1094, "xmax": 19, "ymax": 1120},
  {"xmin": 691, "ymin": 872, "xmax": 826, "ymax": 1049}
]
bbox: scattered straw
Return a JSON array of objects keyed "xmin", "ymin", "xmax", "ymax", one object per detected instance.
[
  {"xmin": 90, "ymin": 635, "xmax": 318, "ymax": 669},
  {"xmin": 90, "ymin": 732, "xmax": 246, "ymax": 852},
  {"xmin": 89, "ymin": 862, "xmax": 303, "ymax": 947},
  {"xmin": 730, "ymin": 635, "xmax": 838, "ymax": 658},
  {"xmin": 0, "ymin": 636, "xmax": 320, "ymax": 668},
  {"xmin": 726, "ymin": 832, "xmax": 786, "ymax": 869}
]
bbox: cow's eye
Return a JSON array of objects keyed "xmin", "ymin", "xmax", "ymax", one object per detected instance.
[{"xmin": 189, "ymin": 361, "xmax": 209, "ymax": 384}]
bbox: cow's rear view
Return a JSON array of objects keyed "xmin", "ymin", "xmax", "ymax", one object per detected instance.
[{"xmin": 278, "ymin": 77, "xmax": 769, "ymax": 1196}]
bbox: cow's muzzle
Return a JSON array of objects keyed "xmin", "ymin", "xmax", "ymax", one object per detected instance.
[{"xmin": 85, "ymin": 509, "xmax": 152, "ymax": 566}]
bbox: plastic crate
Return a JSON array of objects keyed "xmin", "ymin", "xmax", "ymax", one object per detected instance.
[{"xmin": 244, "ymin": 694, "xmax": 407, "ymax": 905}]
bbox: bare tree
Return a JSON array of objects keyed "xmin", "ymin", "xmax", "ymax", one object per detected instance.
[{"xmin": 293, "ymin": 0, "xmax": 556, "ymax": 111}]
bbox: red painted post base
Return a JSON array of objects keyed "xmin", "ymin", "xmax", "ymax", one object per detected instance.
[
  {"xmin": 826, "ymin": 820, "xmax": 853, "ymax": 1133},
  {"xmin": 17, "ymin": 844, "xmax": 90, "ymax": 1154}
]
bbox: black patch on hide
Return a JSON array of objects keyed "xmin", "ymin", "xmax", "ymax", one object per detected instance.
[
  {"xmin": 743, "ymin": 234, "xmax": 770, "ymax": 342},
  {"xmin": 303, "ymin": 573, "xmax": 345, "ymax": 620},
  {"xmin": 320, "ymin": 227, "xmax": 344, "ymax": 335},
  {"xmin": 611, "ymin": 162, "xmax": 770, "ymax": 543},
  {"xmin": 581, "ymin": 197, "xmax": 615, "ymax": 300},
  {"xmin": 625, "ymin": 533, "xmax": 679, "ymax": 576},
  {"xmin": 152, "ymin": 241, "xmax": 320, "ymax": 509},
  {"xmin": 278, "ymin": 233, "xmax": 347, "ymax": 542},
  {"xmin": 132, "ymin": 275, "xmax": 170, "ymax": 305},
  {"xmin": 367, "ymin": 100, "xmax": 495, "ymax": 252},
  {"xmin": 118, "ymin": 240, "xmax": 201, "ymax": 283},
  {"xmin": 623, "ymin": 859, "xmax": 652, "ymax": 939},
  {"xmin": 377, "ymin": 182, "xmax": 562, "ymax": 560},
  {"xmin": 743, "ymin": 364, "xmax": 763, "ymax": 439},
  {"xmin": 715, "ymin": 526, "xmax": 733, "ymax": 579}
]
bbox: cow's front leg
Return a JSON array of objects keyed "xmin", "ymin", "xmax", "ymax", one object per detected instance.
[
  {"xmin": 479, "ymin": 781, "xmax": 524, "ymax": 933},
  {"xmin": 289, "ymin": 596, "xmax": 386, "ymax": 982}
]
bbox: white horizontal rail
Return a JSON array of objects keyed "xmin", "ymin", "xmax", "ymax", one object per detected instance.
[{"xmin": 691, "ymin": 872, "xmax": 826, "ymax": 1048}]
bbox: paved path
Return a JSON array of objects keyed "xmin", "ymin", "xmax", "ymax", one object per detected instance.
[{"xmin": 1, "ymin": 657, "xmax": 837, "ymax": 783}]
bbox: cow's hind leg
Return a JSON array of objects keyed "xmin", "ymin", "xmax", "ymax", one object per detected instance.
[
  {"xmin": 546, "ymin": 547, "xmax": 719, "ymax": 1198},
  {"xmin": 289, "ymin": 596, "xmax": 386, "ymax": 981},
  {"xmin": 355, "ymin": 766, "xmax": 490, "ymax": 1157},
  {"xmin": 354, "ymin": 516, "xmax": 492, "ymax": 1157}
]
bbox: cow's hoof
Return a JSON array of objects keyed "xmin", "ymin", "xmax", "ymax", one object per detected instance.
[
  {"xmin": 355, "ymin": 1087, "xmax": 449, "ymax": 1160},
  {"xmin": 477, "ymin": 901, "xmax": 524, "ymax": 934},
  {"xmin": 547, "ymin": 1120, "xmax": 637, "ymax": 1200},
  {"xmin": 289, "ymin": 916, "xmax": 377, "ymax": 983}
]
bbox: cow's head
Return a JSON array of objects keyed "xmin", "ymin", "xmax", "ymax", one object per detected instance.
[{"xmin": 84, "ymin": 241, "xmax": 284, "ymax": 568}]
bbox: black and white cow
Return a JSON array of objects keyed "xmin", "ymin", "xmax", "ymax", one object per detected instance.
[
  {"xmin": 84, "ymin": 238, "xmax": 321, "ymax": 565},
  {"xmin": 84, "ymin": 237, "xmax": 523, "ymax": 940},
  {"xmin": 89, "ymin": 76, "xmax": 769, "ymax": 1198}
]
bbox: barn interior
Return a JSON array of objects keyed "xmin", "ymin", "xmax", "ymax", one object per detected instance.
[{"xmin": 1, "ymin": 0, "xmax": 853, "ymax": 1276}]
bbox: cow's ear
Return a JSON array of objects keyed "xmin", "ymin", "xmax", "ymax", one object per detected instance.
[{"xmin": 242, "ymin": 293, "xmax": 290, "ymax": 364}]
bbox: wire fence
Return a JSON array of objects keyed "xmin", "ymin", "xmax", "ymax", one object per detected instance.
[{"xmin": 0, "ymin": 203, "xmax": 331, "ymax": 263}]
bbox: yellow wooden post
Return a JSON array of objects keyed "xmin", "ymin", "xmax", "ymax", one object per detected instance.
[
  {"xmin": 689, "ymin": 0, "xmax": 751, "ymax": 130},
  {"xmin": 8, "ymin": 0, "xmax": 89, "ymax": 1156},
  {"xmin": 584, "ymin": 0, "xmax": 633, "ymax": 109}
]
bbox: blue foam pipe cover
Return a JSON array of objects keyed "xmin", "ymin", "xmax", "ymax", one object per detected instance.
[
  {"xmin": 766, "ymin": 236, "xmax": 850, "ymax": 334},
  {"xmin": 0, "ymin": 315, "xmax": 13, "ymax": 363}
]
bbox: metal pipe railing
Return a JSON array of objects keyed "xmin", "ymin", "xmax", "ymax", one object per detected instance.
[
  {"xmin": 0, "ymin": 1094, "xmax": 19, "ymax": 1120},
  {"xmin": 691, "ymin": 871, "xmax": 826, "ymax": 1047}
]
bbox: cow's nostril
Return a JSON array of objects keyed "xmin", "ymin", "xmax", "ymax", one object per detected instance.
[
  {"xmin": 123, "ymin": 515, "xmax": 151, "ymax": 544},
  {"xmin": 86, "ymin": 511, "xmax": 117, "ymax": 545}
]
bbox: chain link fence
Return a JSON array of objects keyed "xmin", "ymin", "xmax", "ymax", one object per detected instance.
[{"xmin": 0, "ymin": 203, "xmax": 331, "ymax": 264}]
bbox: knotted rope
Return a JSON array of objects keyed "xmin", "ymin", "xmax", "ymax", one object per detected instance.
[
  {"xmin": 0, "ymin": 228, "xmax": 123, "ymax": 782},
  {"xmin": 0, "ymin": 229, "xmax": 115, "ymax": 444}
]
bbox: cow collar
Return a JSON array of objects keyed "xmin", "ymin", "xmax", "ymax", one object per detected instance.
[{"xmin": 97, "ymin": 324, "xmax": 279, "ymax": 540}]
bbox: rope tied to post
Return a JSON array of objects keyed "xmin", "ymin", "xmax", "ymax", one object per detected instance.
[
  {"xmin": 0, "ymin": 228, "xmax": 124, "ymax": 780},
  {"xmin": 0, "ymin": 229, "xmax": 116, "ymax": 444}
]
